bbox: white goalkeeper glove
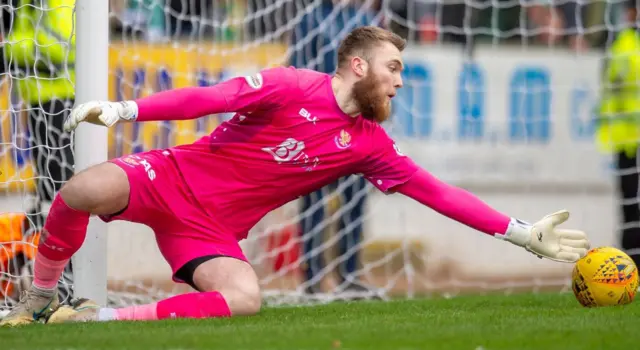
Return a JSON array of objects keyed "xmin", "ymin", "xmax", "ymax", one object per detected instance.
[
  {"xmin": 64, "ymin": 101, "xmax": 138, "ymax": 132},
  {"xmin": 497, "ymin": 210, "xmax": 590, "ymax": 263}
]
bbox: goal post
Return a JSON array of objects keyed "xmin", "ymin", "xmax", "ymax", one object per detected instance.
[{"xmin": 71, "ymin": 0, "xmax": 109, "ymax": 306}]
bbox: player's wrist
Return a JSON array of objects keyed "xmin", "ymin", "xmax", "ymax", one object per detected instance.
[
  {"xmin": 113, "ymin": 100, "xmax": 138, "ymax": 122},
  {"xmin": 496, "ymin": 217, "xmax": 532, "ymax": 247}
]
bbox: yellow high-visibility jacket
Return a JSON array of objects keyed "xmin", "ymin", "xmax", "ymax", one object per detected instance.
[{"xmin": 3, "ymin": 0, "xmax": 75, "ymax": 105}]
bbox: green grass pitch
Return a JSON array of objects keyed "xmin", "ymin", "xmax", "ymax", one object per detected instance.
[{"xmin": 1, "ymin": 292, "xmax": 637, "ymax": 350}]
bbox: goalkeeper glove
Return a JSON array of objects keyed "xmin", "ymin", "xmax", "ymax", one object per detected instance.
[
  {"xmin": 497, "ymin": 210, "xmax": 590, "ymax": 263},
  {"xmin": 64, "ymin": 101, "xmax": 138, "ymax": 132}
]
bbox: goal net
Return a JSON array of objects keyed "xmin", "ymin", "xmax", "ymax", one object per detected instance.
[{"xmin": 0, "ymin": 0, "xmax": 621, "ymax": 309}]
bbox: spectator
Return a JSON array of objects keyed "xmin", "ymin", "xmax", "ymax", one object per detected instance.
[
  {"xmin": 596, "ymin": 0, "xmax": 640, "ymax": 267},
  {"xmin": 1, "ymin": 0, "xmax": 76, "ymax": 303},
  {"xmin": 110, "ymin": 0, "xmax": 166, "ymax": 42},
  {"xmin": 525, "ymin": 0, "xmax": 589, "ymax": 51}
]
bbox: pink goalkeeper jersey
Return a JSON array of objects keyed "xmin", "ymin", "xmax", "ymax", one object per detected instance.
[{"xmin": 146, "ymin": 66, "xmax": 420, "ymax": 240}]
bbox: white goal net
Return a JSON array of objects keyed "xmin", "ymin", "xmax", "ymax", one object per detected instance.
[{"xmin": 0, "ymin": 0, "xmax": 626, "ymax": 309}]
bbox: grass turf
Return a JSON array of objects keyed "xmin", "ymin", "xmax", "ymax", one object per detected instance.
[{"xmin": 0, "ymin": 292, "xmax": 636, "ymax": 350}]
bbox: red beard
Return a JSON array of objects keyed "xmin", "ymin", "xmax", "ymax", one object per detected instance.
[{"xmin": 351, "ymin": 72, "xmax": 391, "ymax": 123}]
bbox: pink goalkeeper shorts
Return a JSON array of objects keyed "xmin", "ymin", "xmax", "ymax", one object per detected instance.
[{"xmin": 99, "ymin": 149, "xmax": 248, "ymax": 284}]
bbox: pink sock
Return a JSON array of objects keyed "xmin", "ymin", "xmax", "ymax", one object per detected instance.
[
  {"xmin": 33, "ymin": 253, "xmax": 69, "ymax": 290},
  {"xmin": 33, "ymin": 194, "xmax": 89, "ymax": 290},
  {"xmin": 115, "ymin": 291, "xmax": 231, "ymax": 321},
  {"xmin": 113, "ymin": 303, "xmax": 158, "ymax": 321}
]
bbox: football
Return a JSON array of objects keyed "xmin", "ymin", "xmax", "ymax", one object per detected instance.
[{"xmin": 572, "ymin": 246, "xmax": 639, "ymax": 307}]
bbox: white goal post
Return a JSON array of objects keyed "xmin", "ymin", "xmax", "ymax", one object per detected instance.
[{"xmin": 71, "ymin": 0, "xmax": 109, "ymax": 306}]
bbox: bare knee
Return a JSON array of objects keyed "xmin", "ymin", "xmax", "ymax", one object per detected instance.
[
  {"xmin": 219, "ymin": 283, "xmax": 262, "ymax": 316},
  {"xmin": 60, "ymin": 162, "xmax": 130, "ymax": 215},
  {"xmin": 192, "ymin": 257, "xmax": 262, "ymax": 316}
]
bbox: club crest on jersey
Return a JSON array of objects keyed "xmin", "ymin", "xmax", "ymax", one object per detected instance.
[
  {"xmin": 334, "ymin": 130, "xmax": 352, "ymax": 149},
  {"xmin": 244, "ymin": 73, "xmax": 263, "ymax": 89}
]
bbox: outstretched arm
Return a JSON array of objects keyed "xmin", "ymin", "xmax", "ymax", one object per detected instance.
[
  {"xmin": 392, "ymin": 168, "xmax": 590, "ymax": 262},
  {"xmin": 135, "ymin": 67, "xmax": 300, "ymax": 121},
  {"xmin": 393, "ymin": 168, "xmax": 511, "ymax": 237},
  {"xmin": 134, "ymin": 85, "xmax": 231, "ymax": 122},
  {"xmin": 362, "ymin": 127, "xmax": 591, "ymax": 263},
  {"xmin": 64, "ymin": 66, "xmax": 301, "ymax": 131}
]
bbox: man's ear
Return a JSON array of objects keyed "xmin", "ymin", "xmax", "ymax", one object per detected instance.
[{"xmin": 350, "ymin": 56, "xmax": 367, "ymax": 78}]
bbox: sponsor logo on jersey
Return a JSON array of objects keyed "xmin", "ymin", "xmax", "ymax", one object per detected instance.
[
  {"xmin": 262, "ymin": 138, "xmax": 320, "ymax": 171},
  {"xmin": 334, "ymin": 130, "xmax": 352, "ymax": 149},
  {"xmin": 262, "ymin": 138, "xmax": 306, "ymax": 163}
]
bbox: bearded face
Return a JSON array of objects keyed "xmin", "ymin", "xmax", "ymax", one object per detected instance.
[{"xmin": 351, "ymin": 69, "xmax": 393, "ymax": 123}]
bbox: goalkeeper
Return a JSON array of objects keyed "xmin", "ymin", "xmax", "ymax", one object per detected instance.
[{"xmin": 0, "ymin": 26, "xmax": 590, "ymax": 326}]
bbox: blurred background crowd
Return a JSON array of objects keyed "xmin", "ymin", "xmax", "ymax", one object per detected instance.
[{"xmin": 104, "ymin": 0, "xmax": 627, "ymax": 52}]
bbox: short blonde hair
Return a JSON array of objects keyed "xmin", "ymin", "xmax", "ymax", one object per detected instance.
[{"xmin": 337, "ymin": 26, "xmax": 406, "ymax": 70}]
